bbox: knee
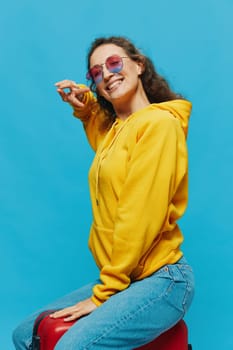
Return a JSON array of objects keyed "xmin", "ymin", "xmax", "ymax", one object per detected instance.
[
  {"xmin": 12, "ymin": 324, "xmax": 24, "ymax": 349},
  {"xmin": 12, "ymin": 323, "xmax": 30, "ymax": 350},
  {"xmin": 12, "ymin": 324, "xmax": 21, "ymax": 347}
]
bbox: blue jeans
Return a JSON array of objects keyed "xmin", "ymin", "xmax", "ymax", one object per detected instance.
[{"xmin": 12, "ymin": 257, "xmax": 194, "ymax": 350}]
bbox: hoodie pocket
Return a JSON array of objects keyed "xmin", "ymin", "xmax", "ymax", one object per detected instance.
[{"xmin": 88, "ymin": 224, "xmax": 114, "ymax": 269}]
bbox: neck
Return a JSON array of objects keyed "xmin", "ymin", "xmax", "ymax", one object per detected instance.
[{"xmin": 112, "ymin": 84, "xmax": 150, "ymax": 121}]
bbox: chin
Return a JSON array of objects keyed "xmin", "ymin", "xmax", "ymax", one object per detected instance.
[
  {"xmin": 103, "ymin": 91, "xmax": 124, "ymax": 103},
  {"xmin": 106, "ymin": 86, "xmax": 133, "ymax": 103}
]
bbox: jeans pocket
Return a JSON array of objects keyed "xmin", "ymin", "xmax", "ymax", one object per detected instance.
[
  {"xmin": 179, "ymin": 264, "xmax": 195, "ymax": 313},
  {"xmin": 163, "ymin": 263, "xmax": 195, "ymax": 315}
]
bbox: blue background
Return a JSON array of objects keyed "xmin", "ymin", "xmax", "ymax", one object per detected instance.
[{"xmin": 1, "ymin": 0, "xmax": 232, "ymax": 349}]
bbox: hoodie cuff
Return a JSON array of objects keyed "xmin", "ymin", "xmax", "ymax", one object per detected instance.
[
  {"xmin": 91, "ymin": 294, "xmax": 104, "ymax": 307},
  {"xmin": 72, "ymin": 84, "xmax": 97, "ymax": 122}
]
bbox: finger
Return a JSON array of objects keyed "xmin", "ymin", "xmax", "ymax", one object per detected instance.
[
  {"xmin": 55, "ymin": 79, "xmax": 75, "ymax": 85},
  {"xmin": 56, "ymin": 89, "xmax": 69, "ymax": 102},
  {"xmin": 55, "ymin": 80, "xmax": 77, "ymax": 89},
  {"xmin": 56, "ymin": 88, "xmax": 67, "ymax": 97},
  {"xmin": 63, "ymin": 306, "xmax": 91, "ymax": 322},
  {"xmin": 68, "ymin": 94, "xmax": 85, "ymax": 108},
  {"xmin": 50, "ymin": 307, "xmax": 75, "ymax": 318},
  {"xmin": 74, "ymin": 87, "xmax": 90, "ymax": 94},
  {"xmin": 64, "ymin": 313, "xmax": 81, "ymax": 322}
]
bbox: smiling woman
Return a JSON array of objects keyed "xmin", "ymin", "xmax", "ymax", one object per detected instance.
[
  {"xmin": 13, "ymin": 36, "xmax": 195, "ymax": 350},
  {"xmin": 88, "ymin": 43, "xmax": 148, "ymax": 121}
]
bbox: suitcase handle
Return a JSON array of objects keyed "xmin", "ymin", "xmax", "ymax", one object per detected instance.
[
  {"xmin": 31, "ymin": 335, "xmax": 40, "ymax": 350},
  {"xmin": 31, "ymin": 309, "xmax": 59, "ymax": 350}
]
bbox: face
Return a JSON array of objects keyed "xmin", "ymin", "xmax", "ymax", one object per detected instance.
[{"xmin": 89, "ymin": 44, "xmax": 143, "ymax": 104}]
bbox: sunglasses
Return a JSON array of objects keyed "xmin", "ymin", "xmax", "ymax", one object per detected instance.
[{"xmin": 86, "ymin": 55, "xmax": 128, "ymax": 85}]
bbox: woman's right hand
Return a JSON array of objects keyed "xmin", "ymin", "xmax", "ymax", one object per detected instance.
[{"xmin": 55, "ymin": 80, "xmax": 90, "ymax": 109}]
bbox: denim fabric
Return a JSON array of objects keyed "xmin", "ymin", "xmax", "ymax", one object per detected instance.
[{"xmin": 12, "ymin": 257, "xmax": 194, "ymax": 350}]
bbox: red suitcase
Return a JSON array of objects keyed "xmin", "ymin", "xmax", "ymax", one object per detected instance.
[{"xmin": 32, "ymin": 310, "xmax": 192, "ymax": 350}]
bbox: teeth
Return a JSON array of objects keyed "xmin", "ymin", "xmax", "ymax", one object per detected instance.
[{"xmin": 107, "ymin": 80, "xmax": 122, "ymax": 90}]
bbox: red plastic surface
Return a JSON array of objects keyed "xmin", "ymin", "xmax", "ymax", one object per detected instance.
[
  {"xmin": 36, "ymin": 316, "xmax": 76, "ymax": 350},
  {"xmin": 35, "ymin": 314, "xmax": 188, "ymax": 350},
  {"xmin": 135, "ymin": 320, "xmax": 188, "ymax": 349}
]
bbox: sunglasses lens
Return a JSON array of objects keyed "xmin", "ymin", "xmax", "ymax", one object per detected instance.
[
  {"xmin": 87, "ymin": 65, "xmax": 103, "ymax": 84},
  {"xmin": 106, "ymin": 55, "xmax": 123, "ymax": 73},
  {"xmin": 86, "ymin": 55, "xmax": 124, "ymax": 84}
]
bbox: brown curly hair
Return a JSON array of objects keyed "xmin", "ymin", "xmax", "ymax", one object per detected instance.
[{"xmin": 87, "ymin": 36, "xmax": 183, "ymax": 130}]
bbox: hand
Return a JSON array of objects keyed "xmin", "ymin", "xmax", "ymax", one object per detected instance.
[
  {"xmin": 55, "ymin": 80, "xmax": 90, "ymax": 109},
  {"xmin": 49, "ymin": 298, "xmax": 97, "ymax": 322}
]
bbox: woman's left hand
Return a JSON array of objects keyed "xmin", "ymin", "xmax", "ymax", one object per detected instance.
[{"xmin": 50, "ymin": 298, "xmax": 97, "ymax": 322}]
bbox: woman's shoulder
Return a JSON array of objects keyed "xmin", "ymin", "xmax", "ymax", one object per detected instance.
[
  {"xmin": 132, "ymin": 100, "xmax": 190, "ymax": 136},
  {"xmin": 132, "ymin": 104, "xmax": 179, "ymax": 128}
]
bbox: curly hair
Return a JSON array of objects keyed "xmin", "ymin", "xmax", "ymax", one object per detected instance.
[{"xmin": 87, "ymin": 36, "xmax": 183, "ymax": 130}]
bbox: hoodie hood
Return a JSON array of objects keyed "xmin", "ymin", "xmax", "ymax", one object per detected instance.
[{"xmin": 154, "ymin": 99, "xmax": 192, "ymax": 138}]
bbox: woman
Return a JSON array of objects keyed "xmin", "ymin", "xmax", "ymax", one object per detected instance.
[{"xmin": 13, "ymin": 36, "xmax": 194, "ymax": 349}]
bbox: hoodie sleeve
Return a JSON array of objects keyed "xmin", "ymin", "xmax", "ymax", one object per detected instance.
[
  {"xmin": 72, "ymin": 85, "xmax": 108, "ymax": 151},
  {"xmin": 91, "ymin": 114, "xmax": 188, "ymax": 306}
]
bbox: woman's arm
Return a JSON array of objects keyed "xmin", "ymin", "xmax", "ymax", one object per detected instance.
[{"xmin": 55, "ymin": 80, "xmax": 108, "ymax": 151}]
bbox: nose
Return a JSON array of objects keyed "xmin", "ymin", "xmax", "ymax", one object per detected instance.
[{"xmin": 102, "ymin": 64, "xmax": 114, "ymax": 81}]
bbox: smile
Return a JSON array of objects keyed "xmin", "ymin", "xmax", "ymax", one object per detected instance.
[{"xmin": 106, "ymin": 78, "xmax": 123, "ymax": 91}]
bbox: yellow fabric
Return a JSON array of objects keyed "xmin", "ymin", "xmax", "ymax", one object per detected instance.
[
  {"xmin": 73, "ymin": 85, "xmax": 107, "ymax": 151},
  {"xmin": 73, "ymin": 87, "xmax": 192, "ymax": 306}
]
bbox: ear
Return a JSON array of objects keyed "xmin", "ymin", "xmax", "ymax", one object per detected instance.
[{"xmin": 136, "ymin": 60, "xmax": 145, "ymax": 76}]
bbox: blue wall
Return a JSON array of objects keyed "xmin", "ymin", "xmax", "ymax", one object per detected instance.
[{"xmin": 1, "ymin": 1, "xmax": 232, "ymax": 349}]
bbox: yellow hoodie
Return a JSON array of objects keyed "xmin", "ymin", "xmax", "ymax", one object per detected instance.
[{"xmin": 73, "ymin": 86, "xmax": 192, "ymax": 306}]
